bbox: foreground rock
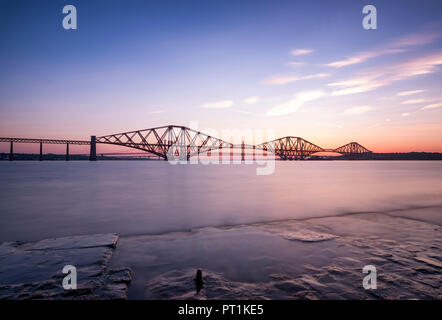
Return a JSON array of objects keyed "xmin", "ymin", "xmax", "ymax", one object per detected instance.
[
  {"xmin": 110, "ymin": 209, "xmax": 442, "ymax": 299},
  {"xmin": 0, "ymin": 233, "xmax": 132, "ymax": 299}
]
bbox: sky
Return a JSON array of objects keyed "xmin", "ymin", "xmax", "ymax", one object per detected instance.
[{"xmin": 1, "ymin": 0, "xmax": 442, "ymax": 153}]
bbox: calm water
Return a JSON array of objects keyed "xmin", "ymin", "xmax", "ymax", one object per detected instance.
[{"xmin": 1, "ymin": 161, "xmax": 442, "ymax": 243}]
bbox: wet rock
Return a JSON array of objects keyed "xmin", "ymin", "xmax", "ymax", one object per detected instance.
[{"xmin": 0, "ymin": 233, "xmax": 131, "ymax": 300}]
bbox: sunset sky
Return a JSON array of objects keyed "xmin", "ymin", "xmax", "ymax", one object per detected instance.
[{"xmin": 1, "ymin": 0, "xmax": 442, "ymax": 153}]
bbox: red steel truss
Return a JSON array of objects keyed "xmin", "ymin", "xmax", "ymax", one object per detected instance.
[
  {"xmin": 256, "ymin": 136, "xmax": 324, "ymax": 160},
  {"xmin": 96, "ymin": 125, "xmax": 233, "ymax": 160},
  {"xmin": 1, "ymin": 125, "xmax": 372, "ymax": 160}
]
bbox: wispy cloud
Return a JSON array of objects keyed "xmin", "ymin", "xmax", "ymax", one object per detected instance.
[
  {"xmin": 343, "ymin": 105, "xmax": 373, "ymax": 115},
  {"xmin": 148, "ymin": 110, "xmax": 164, "ymax": 114},
  {"xmin": 202, "ymin": 100, "xmax": 234, "ymax": 108},
  {"xmin": 266, "ymin": 90, "xmax": 325, "ymax": 116},
  {"xmin": 302, "ymin": 73, "xmax": 330, "ymax": 80},
  {"xmin": 326, "ymin": 49, "xmax": 404, "ymax": 68},
  {"xmin": 326, "ymin": 27, "xmax": 442, "ymax": 68},
  {"xmin": 291, "ymin": 49, "xmax": 313, "ymax": 56},
  {"xmin": 242, "ymin": 96, "xmax": 260, "ymax": 105},
  {"xmin": 421, "ymin": 102, "xmax": 442, "ymax": 110},
  {"xmin": 401, "ymin": 99, "xmax": 431, "ymax": 104},
  {"xmin": 328, "ymin": 77, "xmax": 381, "ymax": 96},
  {"xmin": 262, "ymin": 75, "xmax": 299, "ymax": 85},
  {"xmin": 262, "ymin": 73, "xmax": 330, "ymax": 85},
  {"xmin": 391, "ymin": 27, "xmax": 442, "ymax": 48},
  {"xmin": 397, "ymin": 89, "xmax": 425, "ymax": 96},
  {"xmin": 329, "ymin": 51, "xmax": 442, "ymax": 96}
]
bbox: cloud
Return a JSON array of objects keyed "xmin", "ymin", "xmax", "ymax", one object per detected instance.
[
  {"xmin": 287, "ymin": 61, "xmax": 304, "ymax": 67},
  {"xmin": 421, "ymin": 102, "xmax": 442, "ymax": 110},
  {"xmin": 401, "ymin": 99, "xmax": 430, "ymax": 104},
  {"xmin": 262, "ymin": 75, "xmax": 299, "ymax": 85},
  {"xmin": 148, "ymin": 110, "xmax": 164, "ymax": 114},
  {"xmin": 291, "ymin": 49, "xmax": 313, "ymax": 56},
  {"xmin": 302, "ymin": 73, "xmax": 330, "ymax": 79},
  {"xmin": 397, "ymin": 89, "xmax": 425, "ymax": 96},
  {"xmin": 329, "ymin": 51, "xmax": 442, "ymax": 96},
  {"xmin": 266, "ymin": 90, "xmax": 325, "ymax": 116},
  {"xmin": 242, "ymin": 96, "xmax": 260, "ymax": 104},
  {"xmin": 326, "ymin": 49, "xmax": 404, "ymax": 68},
  {"xmin": 343, "ymin": 105, "xmax": 373, "ymax": 115},
  {"xmin": 391, "ymin": 27, "xmax": 442, "ymax": 48},
  {"xmin": 402, "ymin": 113, "xmax": 411, "ymax": 117},
  {"xmin": 329, "ymin": 77, "xmax": 381, "ymax": 96},
  {"xmin": 262, "ymin": 73, "xmax": 330, "ymax": 85},
  {"xmin": 325, "ymin": 27, "xmax": 442, "ymax": 68},
  {"xmin": 202, "ymin": 100, "xmax": 234, "ymax": 108}
]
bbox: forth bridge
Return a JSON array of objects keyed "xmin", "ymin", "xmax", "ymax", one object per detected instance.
[{"xmin": 0, "ymin": 125, "xmax": 371, "ymax": 161}]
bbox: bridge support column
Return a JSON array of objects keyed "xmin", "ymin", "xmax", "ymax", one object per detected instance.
[
  {"xmin": 219, "ymin": 142, "xmax": 222, "ymax": 163},
  {"xmin": 9, "ymin": 141, "xmax": 13, "ymax": 161},
  {"xmin": 89, "ymin": 136, "xmax": 97, "ymax": 161},
  {"xmin": 39, "ymin": 141, "xmax": 43, "ymax": 161},
  {"xmin": 241, "ymin": 140, "xmax": 245, "ymax": 163},
  {"xmin": 253, "ymin": 145, "xmax": 255, "ymax": 162},
  {"xmin": 66, "ymin": 143, "xmax": 70, "ymax": 161},
  {"xmin": 230, "ymin": 144, "xmax": 233, "ymax": 162}
]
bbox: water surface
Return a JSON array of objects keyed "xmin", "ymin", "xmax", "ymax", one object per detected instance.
[{"xmin": 1, "ymin": 161, "xmax": 442, "ymax": 242}]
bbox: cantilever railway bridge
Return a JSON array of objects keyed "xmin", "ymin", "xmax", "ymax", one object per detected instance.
[{"xmin": 1, "ymin": 125, "xmax": 371, "ymax": 161}]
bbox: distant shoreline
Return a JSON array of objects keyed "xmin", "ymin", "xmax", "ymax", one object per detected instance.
[{"xmin": 2, "ymin": 152, "xmax": 442, "ymax": 161}]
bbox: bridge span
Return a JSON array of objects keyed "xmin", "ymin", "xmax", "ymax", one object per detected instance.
[{"xmin": 1, "ymin": 125, "xmax": 371, "ymax": 161}]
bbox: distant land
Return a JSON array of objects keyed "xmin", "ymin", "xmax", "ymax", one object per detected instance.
[{"xmin": 2, "ymin": 152, "xmax": 442, "ymax": 161}]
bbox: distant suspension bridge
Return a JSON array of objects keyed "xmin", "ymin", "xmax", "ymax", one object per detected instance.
[{"xmin": 0, "ymin": 125, "xmax": 371, "ymax": 161}]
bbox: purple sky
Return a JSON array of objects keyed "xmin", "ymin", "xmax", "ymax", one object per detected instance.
[{"xmin": 1, "ymin": 0, "xmax": 442, "ymax": 153}]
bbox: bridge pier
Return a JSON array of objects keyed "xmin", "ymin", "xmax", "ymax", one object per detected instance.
[
  {"xmin": 39, "ymin": 141, "xmax": 43, "ymax": 161},
  {"xmin": 241, "ymin": 140, "xmax": 245, "ymax": 163},
  {"xmin": 219, "ymin": 141, "xmax": 222, "ymax": 163},
  {"xmin": 230, "ymin": 144, "xmax": 233, "ymax": 162},
  {"xmin": 253, "ymin": 145, "xmax": 255, "ymax": 161},
  {"xmin": 9, "ymin": 141, "xmax": 13, "ymax": 161},
  {"xmin": 89, "ymin": 136, "xmax": 97, "ymax": 161},
  {"xmin": 66, "ymin": 143, "xmax": 70, "ymax": 161}
]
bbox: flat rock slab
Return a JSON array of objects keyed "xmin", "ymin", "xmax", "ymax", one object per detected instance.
[
  {"xmin": 110, "ymin": 211, "xmax": 442, "ymax": 299},
  {"xmin": 0, "ymin": 233, "xmax": 132, "ymax": 300}
]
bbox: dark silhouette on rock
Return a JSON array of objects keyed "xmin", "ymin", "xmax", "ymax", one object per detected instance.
[{"xmin": 195, "ymin": 269, "xmax": 204, "ymax": 294}]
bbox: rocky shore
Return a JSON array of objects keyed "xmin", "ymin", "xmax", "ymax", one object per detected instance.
[
  {"xmin": 0, "ymin": 233, "xmax": 132, "ymax": 299},
  {"xmin": 1, "ymin": 207, "xmax": 441, "ymax": 300}
]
